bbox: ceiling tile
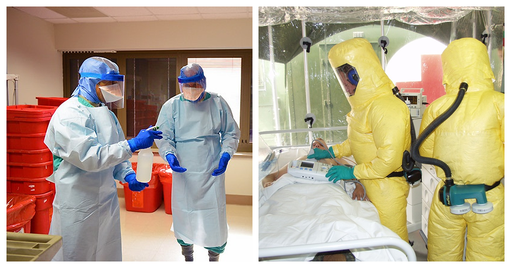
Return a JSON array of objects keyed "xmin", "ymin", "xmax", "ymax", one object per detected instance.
[
  {"xmin": 12, "ymin": 6, "xmax": 252, "ymax": 24},
  {"xmin": 146, "ymin": 7, "xmax": 199, "ymax": 15},
  {"xmin": 72, "ymin": 17, "xmax": 116, "ymax": 23},
  {"xmin": 15, "ymin": 7, "xmax": 66, "ymax": 19},
  {"xmin": 94, "ymin": 7, "xmax": 153, "ymax": 17},
  {"xmin": 155, "ymin": 14, "xmax": 202, "ymax": 20},
  {"xmin": 114, "ymin": 15, "xmax": 158, "ymax": 22},
  {"xmin": 47, "ymin": 7, "xmax": 107, "ymax": 18}
]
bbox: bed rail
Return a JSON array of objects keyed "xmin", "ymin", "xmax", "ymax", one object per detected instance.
[{"xmin": 259, "ymin": 237, "xmax": 417, "ymax": 261}]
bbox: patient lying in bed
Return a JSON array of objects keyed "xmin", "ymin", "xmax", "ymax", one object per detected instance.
[{"xmin": 261, "ymin": 138, "xmax": 369, "ymax": 201}]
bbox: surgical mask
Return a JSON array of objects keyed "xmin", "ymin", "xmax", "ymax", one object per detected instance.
[
  {"xmin": 99, "ymin": 83, "xmax": 123, "ymax": 103},
  {"xmin": 182, "ymin": 86, "xmax": 205, "ymax": 102}
]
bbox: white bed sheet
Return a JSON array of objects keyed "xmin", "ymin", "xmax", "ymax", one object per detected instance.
[{"xmin": 259, "ymin": 174, "xmax": 408, "ymax": 261}]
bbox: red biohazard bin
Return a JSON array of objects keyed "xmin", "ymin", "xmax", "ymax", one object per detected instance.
[
  {"xmin": 7, "ymin": 148, "xmax": 53, "ymax": 163},
  {"xmin": 6, "ymin": 105, "xmax": 57, "ymax": 134},
  {"xmin": 158, "ymin": 165, "xmax": 173, "ymax": 214},
  {"xmin": 120, "ymin": 163, "xmax": 163, "ymax": 213},
  {"xmin": 30, "ymin": 190, "xmax": 55, "ymax": 234},
  {"xmin": 8, "ymin": 177, "xmax": 54, "ymax": 195},
  {"xmin": 7, "ymin": 193, "xmax": 37, "ymax": 233},
  {"xmin": 36, "ymin": 97, "xmax": 68, "ymax": 107},
  {"xmin": 7, "ymin": 161, "xmax": 53, "ymax": 179},
  {"xmin": 6, "ymin": 133, "xmax": 47, "ymax": 150}
]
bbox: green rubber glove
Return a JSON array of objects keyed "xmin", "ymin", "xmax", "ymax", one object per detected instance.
[
  {"xmin": 326, "ymin": 165, "xmax": 355, "ymax": 183},
  {"xmin": 307, "ymin": 147, "xmax": 335, "ymax": 160}
]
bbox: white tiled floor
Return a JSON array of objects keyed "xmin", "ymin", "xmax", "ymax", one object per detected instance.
[{"xmin": 118, "ymin": 197, "xmax": 254, "ymax": 262}]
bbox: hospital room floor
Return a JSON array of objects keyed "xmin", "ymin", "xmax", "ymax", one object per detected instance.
[
  {"xmin": 409, "ymin": 229, "xmax": 428, "ymax": 261},
  {"xmin": 118, "ymin": 197, "xmax": 254, "ymax": 262},
  {"xmin": 118, "ymin": 195, "xmax": 426, "ymax": 262}
]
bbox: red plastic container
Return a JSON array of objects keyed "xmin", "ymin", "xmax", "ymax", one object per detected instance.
[
  {"xmin": 7, "ymin": 193, "xmax": 37, "ymax": 233},
  {"xmin": 36, "ymin": 97, "xmax": 68, "ymax": 107},
  {"xmin": 120, "ymin": 163, "xmax": 163, "ymax": 213},
  {"xmin": 159, "ymin": 165, "xmax": 173, "ymax": 214},
  {"xmin": 7, "ymin": 133, "xmax": 47, "ymax": 150},
  {"xmin": 8, "ymin": 177, "xmax": 54, "ymax": 195},
  {"xmin": 7, "ymin": 161, "xmax": 53, "ymax": 178},
  {"xmin": 6, "ymin": 105, "xmax": 56, "ymax": 134},
  {"xmin": 7, "ymin": 149, "xmax": 53, "ymax": 163},
  {"xmin": 30, "ymin": 190, "xmax": 55, "ymax": 234},
  {"xmin": 6, "ymin": 105, "xmax": 57, "ymax": 119}
]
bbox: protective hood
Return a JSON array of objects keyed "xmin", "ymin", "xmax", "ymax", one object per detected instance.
[
  {"xmin": 441, "ymin": 38, "xmax": 495, "ymax": 95},
  {"xmin": 328, "ymin": 38, "xmax": 395, "ymax": 110},
  {"xmin": 72, "ymin": 77, "xmax": 102, "ymax": 104},
  {"xmin": 72, "ymin": 57, "xmax": 124, "ymax": 106}
]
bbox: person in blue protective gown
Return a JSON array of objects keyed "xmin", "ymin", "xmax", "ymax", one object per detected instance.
[
  {"xmin": 155, "ymin": 63, "xmax": 240, "ymax": 262},
  {"xmin": 44, "ymin": 57, "xmax": 162, "ymax": 261}
]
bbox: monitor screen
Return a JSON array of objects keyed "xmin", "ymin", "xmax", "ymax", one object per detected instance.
[{"xmin": 300, "ymin": 161, "xmax": 314, "ymax": 168}]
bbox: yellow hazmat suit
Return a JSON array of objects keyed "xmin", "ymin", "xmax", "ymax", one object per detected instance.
[
  {"xmin": 420, "ymin": 38, "xmax": 504, "ymax": 261},
  {"xmin": 328, "ymin": 38, "xmax": 411, "ymax": 242}
]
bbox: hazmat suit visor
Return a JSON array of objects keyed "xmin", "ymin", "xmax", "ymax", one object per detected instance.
[{"xmin": 334, "ymin": 63, "xmax": 359, "ymax": 98}]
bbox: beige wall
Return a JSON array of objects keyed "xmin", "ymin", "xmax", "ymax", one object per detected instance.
[
  {"xmin": 54, "ymin": 18, "xmax": 252, "ymax": 51},
  {"xmin": 6, "ymin": 7, "xmax": 253, "ymax": 199},
  {"xmin": 6, "ymin": 8, "xmax": 63, "ymax": 105}
]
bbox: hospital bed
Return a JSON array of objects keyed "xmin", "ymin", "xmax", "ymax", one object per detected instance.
[{"xmin": 258, "ymin": 145, "xmax": 416, "ymax": 261}]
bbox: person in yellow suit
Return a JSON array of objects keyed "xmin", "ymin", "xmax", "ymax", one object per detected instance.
[
  {"xmin": 420, "ymin": 38, "xmax": 504, "ymax": 261},
  {"xmin": 309, "ymin": 38, "xmax": 411, "ymax": 242}
]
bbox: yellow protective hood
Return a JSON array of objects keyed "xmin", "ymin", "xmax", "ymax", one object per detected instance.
[
  {"xmin": 328, "ymin": 38, "xmax": 395, "ymax": 110},
  {"xmin": 442, "ymin": 38, "xmax": 495, "ymax": 94}
]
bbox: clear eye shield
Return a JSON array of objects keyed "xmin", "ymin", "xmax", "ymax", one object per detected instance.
[
  {"xmin": 181, "ymin": 82, "xmax": 205, "ymax": 102},
  {"xmin": 334, "ymin": 63, "xmax": 359, "ymax": 97},
  {"xmin": 98, "ymin": 82, "xmax": 123, "ymax": 102}
]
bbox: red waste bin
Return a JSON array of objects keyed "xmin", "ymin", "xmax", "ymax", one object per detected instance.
[
  {"xmin": 36, "ymin": 97, "xmax": 69, "ymax": 107},
  {"xmin": 30, "ymin": 190, "xmax": 55, "ymax": 234},
  {"xmin": 158, "ymin": 165, "xmax": 173, "ymax": 214},
  {"xmin": 120, "ymin": 163, "xmax": 164, "ymax": 212},
  {"xmin": 7, "ymin": 193, "xmax": 37, "ymax": 233}
]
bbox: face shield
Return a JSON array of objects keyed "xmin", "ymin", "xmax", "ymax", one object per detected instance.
[
  {"xmin": 334, "ymin": 63, "xmax": 359, "ymax": 98},
  {"xmin": 178, "ymin": 63, "xmax": 207, "ymax": 103},
  {"xmin": 98, "ymin": 80, "xmax": 125, "ymax": 108}
]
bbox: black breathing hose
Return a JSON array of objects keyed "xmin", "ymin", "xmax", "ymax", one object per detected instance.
[
  {"xmin": 410, "ymin": 82, "xmax": 468, "ymax": 183},
  {"xmin": 392, "ymin": 87, "xmax": 417, "ymax": 173}
]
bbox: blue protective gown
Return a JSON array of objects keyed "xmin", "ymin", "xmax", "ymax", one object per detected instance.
[
  {"xmin": 155, "ymin": 92, "xmax": 240, "ymax": 248},
  {"xmin": 44, "ymin": 97, "xmax": 134, "ymax": 261}
]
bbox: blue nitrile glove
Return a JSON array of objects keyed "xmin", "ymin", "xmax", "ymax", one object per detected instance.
[
  {"xmin": 166, "ymin": 154, "xmax": 187, "ymax": 173},
  {"xmin": 124, "ymin": 173, "xmax": 149, "ymax": 192},
  {"xmin": 212, "ymin": 152, "xmax": 231, "ymax": 176},
  {"xmin": 326, "ymin": 165, "xmax": 355, "ymax": 183},
  {"xmin": 127, "ymin": 126, "xmax": 163, "ymax": 153},
  {"xmin": 307, "ymin": 147, "xmax": 335, "ymax": 160}
]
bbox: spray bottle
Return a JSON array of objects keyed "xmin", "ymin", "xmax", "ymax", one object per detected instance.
[{"xmin": 136, "ymin": 126, "xmax": 157, "ymax": 183}]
